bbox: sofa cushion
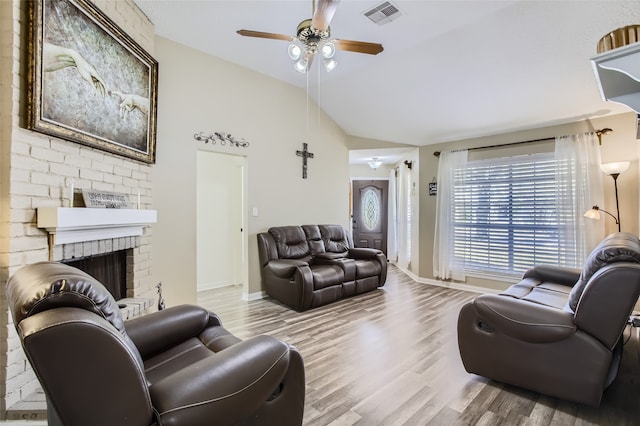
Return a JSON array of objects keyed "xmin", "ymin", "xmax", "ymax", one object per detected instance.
[
  {"xmin": 319, "ymin": 225, "xmax": 350, "ymax": 254},
  {"xmin": 310, "ymin": 265, "xmax": 344, "ymax": 290},
  {"xmin": 568, "ymin": 232, "xmax": 640, "ymax": 312},
  {"xmin": 302, "ymin": 225, "xmax": 326, "ymax": 255},
  {"xmin": 269, "ymin": 226, "xmax": 310, "ymax": 259},
  {"xmin": 355, "ymin": 259, "xmax": 382, "ymax": 278},
  {"xmin": 500, "ymin": 277, "xmax": 572, "ymax": 310},
  {"xmin": 308, "ymin": 241, "xmax": 325, "ymax": 255}
]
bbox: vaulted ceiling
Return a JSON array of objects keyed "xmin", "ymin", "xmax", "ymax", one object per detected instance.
[{"xmin": 135, "ymin": 0, "xmax": 640, "ymax": 146}]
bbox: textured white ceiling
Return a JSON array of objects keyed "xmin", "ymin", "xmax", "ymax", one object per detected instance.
[{"xmin": 135, "ymin": 0, "xmax": 640, "ymax": 147}]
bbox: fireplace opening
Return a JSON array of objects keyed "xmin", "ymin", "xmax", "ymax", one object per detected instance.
[{"xmin": 63, "ymin": 250, "xmax": 128, "ymax": 301}]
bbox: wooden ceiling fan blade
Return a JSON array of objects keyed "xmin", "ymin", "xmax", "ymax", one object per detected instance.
[
  {"xmin": 311, "ymin": 0, "xmax": 340, "ymax": 31},
  {"xmin": 236, "ymin": 30, "xmax": 294, "ymax": 42},
  {"xmin": 335, "ymin": 39, "xmax": 384, "ymax": 55}
]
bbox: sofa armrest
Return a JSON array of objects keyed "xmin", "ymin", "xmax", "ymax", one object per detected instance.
[
  {"xmin": 347, "ymin": 249, "xmax": 388, "ymax": 286},
  {"xmin": 315, "ymin": 252, "xmax": 346, "ymax": 260},
  {"xmin": 126, "ymin": 305, "xmax": 220, "ymax": 359},
  {"xmin": 150, "ymin": 335, "xmax": 294, "ymax": 425},
  {"xmin": 473, "ymin": 294, "xmax": 576, "ymax": 343},
  {"xmin": 348, "ymin": 247, "xmax": 382, "ymax": 259},
  {"xmin": 522, "ymin": 265, "xmax": 581, "ymax": 286},
  {"xmin": 314, "ymin": 256, "xmax": 356, "ymax": 282},
  {"xmin": 266, "ymin": 259, "xmax": 310, "ymax": 279}
]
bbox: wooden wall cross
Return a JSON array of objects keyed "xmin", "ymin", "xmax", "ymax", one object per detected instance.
[{"xmin": 296, "ymin": 142, "xmax": 314, "ymax": 179}]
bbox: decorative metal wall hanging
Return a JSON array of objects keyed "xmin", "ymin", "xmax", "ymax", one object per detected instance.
[
  {"xmin": 296, "ymin": 142, "xmax": 314, "ymax": 179},
  {"xmin": 193, "ymin": 131, "xmax": 249, "ymax": 148}
]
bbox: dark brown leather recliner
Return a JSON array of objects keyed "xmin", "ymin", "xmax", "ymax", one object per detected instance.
[
  {"xmin": 257, "ymin": 224, "xmax": 387, "ymax": 311},
  {"xmin": 457, "ymin": 232, "xmax": 640, "ymax": 406},
  {"xmin": 7, "ymin": 262, "xmax": 305, "ymax": 426}
]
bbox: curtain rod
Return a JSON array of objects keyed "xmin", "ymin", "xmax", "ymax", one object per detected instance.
[{"xmin": 432, "ymin": 128, "xmax": 612, "ymax": 157}]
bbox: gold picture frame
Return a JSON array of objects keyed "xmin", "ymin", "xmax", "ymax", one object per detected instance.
[{"xmin": 28, "ymin": 0, "xmax": 158, "ymax": 164}]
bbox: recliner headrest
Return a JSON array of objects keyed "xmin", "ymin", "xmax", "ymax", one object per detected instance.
[
  {"xmin": 268, "ymin": 226, "xmax": 310, "ymax": 259},
  {"xmin": 7, "ymin": 261, "xmax": 127, "ymax": 335},
  {"xmin": 568, "ymin": 232, "xmax": 640, "ymax": 312},
  {"xmin": 319, "ymin": 225, "xmax": 350, "ymax": 254}
]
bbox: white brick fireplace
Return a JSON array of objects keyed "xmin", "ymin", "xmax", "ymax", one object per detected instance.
[
  {"xmin": 38, "ymin": 206, "xmax": 158, "ymax": 318},
  {"xmin": 0, "ymin": 0, "xmax": 157, "ymax": 418}
]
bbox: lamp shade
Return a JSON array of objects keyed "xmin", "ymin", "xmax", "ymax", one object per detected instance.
[
  {"xmin": 584, "ymin": 205, "xmax": 620, "ymax": 231},
  {"xmin": 584, "ymin": 207, "xmax": 601, "ymax": 220},
  {"xmin": 600, "ymin": 161, "xmax": 630, "ymax": 175}
]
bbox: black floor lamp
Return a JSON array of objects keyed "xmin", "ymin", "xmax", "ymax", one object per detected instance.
[{"xmin": 584, "ymin": 161, "xmax": 629, "ymax": 232}]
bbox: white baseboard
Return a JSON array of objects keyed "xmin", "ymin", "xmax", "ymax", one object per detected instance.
[
  {"xmin": 392, "ymin": 263, "xmax": 501, "ymax": 295},
  {"xmin": 244, "ymin": 290, "xmax": 267, "ymax": 302},
  {"xmin": 197, "ymin": 285, "xmax": 265, "ymax": 301},
  {"xmin": 197, "ymin": 280, "xmax": 235, "ymax": 292}
]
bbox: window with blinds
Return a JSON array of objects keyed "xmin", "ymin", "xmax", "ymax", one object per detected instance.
[{"xmin": 451, "ymin": 152, "xmax": 577, "ymax": 277}]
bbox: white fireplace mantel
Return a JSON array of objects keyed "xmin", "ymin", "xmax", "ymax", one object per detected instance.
[{"xmin": 37, "ymin": 207, "xmax": 157, "ymax": 245}]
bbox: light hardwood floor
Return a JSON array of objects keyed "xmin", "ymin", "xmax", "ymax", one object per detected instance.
[{"xmin": 197, "ymin": 265, "xmax": 640, "ymax": 426}]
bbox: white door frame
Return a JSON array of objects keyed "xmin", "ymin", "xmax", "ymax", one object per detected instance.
[{"xmin": 196, "ymin": 150, "xmax": 248, "ymax": 298}]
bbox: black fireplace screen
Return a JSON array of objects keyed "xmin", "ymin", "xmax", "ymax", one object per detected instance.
[{"xmin": 63, "ymin": 250, "xmax": 127, "ymax": 300}]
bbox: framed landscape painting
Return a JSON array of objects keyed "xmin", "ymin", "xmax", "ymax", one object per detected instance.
[{"xmin": 28, "ymin": 0, "xmax": 158, "ymax": 163}]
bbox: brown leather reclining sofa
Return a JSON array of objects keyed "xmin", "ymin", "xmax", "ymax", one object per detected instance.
[
  {"xmin": 257, "ymin": 224, "xmax": 387, "ymax": 311},
  {"xmin": 457, "ymin": 232, "xmax": 640, "ymax": 406}
]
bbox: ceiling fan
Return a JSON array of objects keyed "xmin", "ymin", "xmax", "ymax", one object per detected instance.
[{"xmin": 237, "ymin": 0, "xmax": 384, "ymax": 73}]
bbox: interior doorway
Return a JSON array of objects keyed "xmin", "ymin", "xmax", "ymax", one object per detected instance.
[
  {"xmin": 196, "ymin": 151, "xmax": 247, "ymax": 296},
  {"xmin": 352, "ymin": 179, "xmax": 388, "ymax": 255}
]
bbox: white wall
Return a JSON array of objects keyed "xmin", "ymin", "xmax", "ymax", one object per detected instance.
[{"xmin": 152, "ymin": 37, "xmax": 351, "ymax": 306}]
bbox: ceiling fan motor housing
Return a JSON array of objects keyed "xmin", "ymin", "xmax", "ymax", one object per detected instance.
[{"xmin": 297, "ymin": 18, "xmax": 330, "ymax": 50}]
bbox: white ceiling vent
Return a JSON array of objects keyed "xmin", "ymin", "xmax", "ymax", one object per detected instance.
[{"xmin": 364, "ymin": 1, "xmax": 402, "ymax": 25}]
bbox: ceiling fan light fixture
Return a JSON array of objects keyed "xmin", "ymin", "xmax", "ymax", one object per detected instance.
[
  {"xmin": 323, "ymin": 58, "xmax": 337, "ymax": 72},
  {"xmin": 321, "ymin": 40, "xmax": 336, "ymax": 58},
  {"xmin": 236, "ymin": 0, "xmax": 384, "ymax": 74},
  {"xmin": 288, "ymin": 43, "xmax": 302, "ymax": 60},
  {"xmin": 294, "ymin": 57, "xmax": 308, "ymax": 73}
]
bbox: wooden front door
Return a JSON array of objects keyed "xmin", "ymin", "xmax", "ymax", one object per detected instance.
[{"xmin": 352, "ymin": 180, "xmax": 388, "ymax": 255}]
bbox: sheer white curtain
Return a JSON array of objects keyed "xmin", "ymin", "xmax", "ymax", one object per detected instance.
[
  {"xmin": 433, "ymin": 149, "xmax": 468, "ymax": 280},
  {"xmin": 555, "ymin": 132, "xmax": 604, "ymax": 262},
  {"xmin": 387, "ymin": 168, "xmax": 398, "ymax": 263},
  {"xmin": 397, "ymin": 163, "xmax": 412, "ymax": 269}
]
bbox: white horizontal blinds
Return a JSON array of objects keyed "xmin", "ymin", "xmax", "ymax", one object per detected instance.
[{"xmin": 451, "ymin": 153, "xmax": 576, "ymax": 276}]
